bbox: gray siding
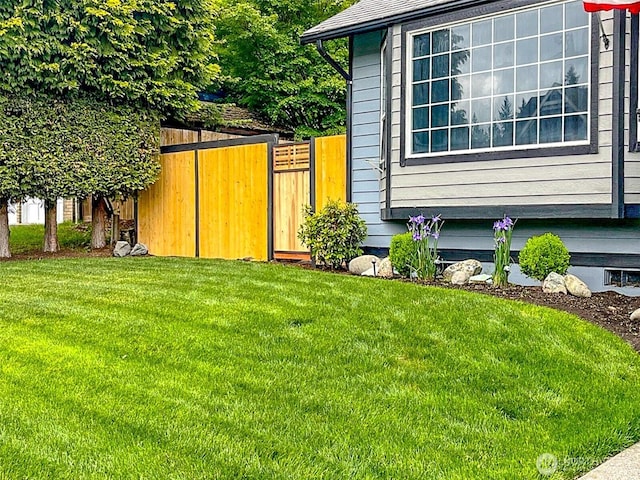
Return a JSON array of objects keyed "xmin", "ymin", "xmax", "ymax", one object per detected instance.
[
  {"xmin": 351, "ymin": 31, "xmax": 405, "ymax": 246},
  {"xmin": 388, "ymin": 6, "xmax": 614, "ymax": 209},
  {"xmin": 625, "ymin": 14, "xmax": 640, "ymax": 203}
]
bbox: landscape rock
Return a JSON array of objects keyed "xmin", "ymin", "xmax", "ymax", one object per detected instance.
[
  {"xmin": 443, "ymin": 259, "xmax": 483, "ymax": 283},
  {"xmin": 348, "ymin": 255, "xmax": 380, "ymax": 275},
  {"xmin": 451, "ymin": 271, "xmax": 469, "ymax": 285},
  {"xmin": 361, "ymin": 267, "xmax": 376, "ymax": 277},
  {"xmin": 130, "ymin": 243, "xmax": 149, "ymax": 257},
  {"xmin": 542, "ymin": 272, "xmax": 567, "ymax": 294},
  {"xmin": 113, "ymin": 241, "xmax": 132, "ymax": 257},
  {"xmin": 631, "ymin": 308, "xmax": 640, "ymax": 321},
  {"xmin": 377, "ymin": 257, "xmax": 394, "ymax": 278},
  {"xmin": 564, "ymin": 274, "xmax": 591, "ymax": 298},
  {"xmin": 469, "ymin": 274, "xmax": 492, "ymax": 284}
]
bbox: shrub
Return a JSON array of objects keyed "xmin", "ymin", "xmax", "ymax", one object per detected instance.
[
  {"xmin": 389, "ymin": 232, "xmax": 417, "ymax": 277},
  {"xmin": 518, "ymin": 233, "xmax": 571, "ymax": 281},
  {"xmin": 492, "ymin": 216, "xmax": 516, "ymax": 288},
  {"xmin": 298, "ymin": 200, "xmax": 367, "ymax": 269}
]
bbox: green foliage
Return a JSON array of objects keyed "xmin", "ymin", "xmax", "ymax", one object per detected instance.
[
  {"xmin": 0, "ymin": 94, "xmax": 160, "ymax": 201},
  {"xmin": 518, "ymin": 233, "xmax": 571, "ymax": 281},
  {"xmin": 0, "ymin": 0, "xmax": 219, "ymax": 118},
  {"xmin": 298, "ymin": 200, "xmax": 367, "ymax": 269},
  {"xmin": 215, "ymin": 0, "xmax": 356, "ymax": 137},
  {"xmin": 389, "ymin": 233, "xmax": 418, "ymax": 277},
  {"xmin": 492, "ymin": 216, "xmax": 516, "ymax": 288}
]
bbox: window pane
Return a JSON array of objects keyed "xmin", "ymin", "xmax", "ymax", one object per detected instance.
[
  {"xmin": 516, "ymin": 10, "xmax": 538, "ymax": 38},
  {"xmin": 516, "ymin": 65, "xmax": 538, "ymax": 91},
  {"xmin": 539, "ymin": 89, "xmax": 562, "ymax": 116},
  {"xmin": 451, "ymin": 75, "xmax": 470, "ymax": 100},
  {"xmin": 413, "ymin": 107, "xmax": 429, "ymax": 130},
  {"xmin": 413, "ymin": 83, "xmax": 429, "ymax": 106},
  {"xmin": 516, "ymin": 119, "xmax": 538, "ymax": 145},
  {"xmin": 472, "ymin": 20, "xmax": 492, "ymax": 46},
  {"xmin": 431, "ymin": 104, "xmax": 449, "ymax": 127},
  {"xmin": 452, "ymin": 25, "xmax": 470, "ymax": 50},
  {"xmin": 451, "ymin": 127, "xmax": 470, "ymax": 150},
  {"xmin": 564, "ymin": 114, "xmax": 587, "ymax": 141},
  {"xmin": 414, "ymin": 34, "xmax": 430, "ymax": 57},
  {"xmin": 540, "ymin": 116, "xmax": 562, "ymax": 143},
  {"xmin": 494, "ymin": 95, "xmax": 515, "ymax": 120},
  {"xmin": 471, "ymin": 124, "xmax": 491, "ymax": 148},
  {"xmin": 452, "ymin": 101, "xmax": 470, "ymax": 124},
  {"xmin": 540, "ymin": 5, "xmax": 563, "ymax": 33},
  {"xmin": 493, "ymin": 122, "xmax": 514, "ymax": 147},
  {"xmin": 516, "ymin": 38, "xmax": 538, "ymax": 65},
  {"xmin": 566, "ymin": 28, "xmax": 588, "ymax": 56},
  {"xmin": 432, "ymin": 79, "xmax": 450, "ymax": 103},
  {"xmin": 471, "ymin": 72, "xmax": 492, "ymax": 97},
  {"xmin": 494, "ymin": 69, "xmax": 514, "ymax": 95},
  {"xmin": 472, "ymin": 46, "xmax": 492, "ymax": 72},
  {"xmin": 413, "ymin": 132, "xmax": 429, "ymax": 153},
  {"xmin": 431, "ymin": 129, "xmax": 449, "ymax": 152},
  {"xmin": 451, "ymin": 51, "xmax": 470, "ymax": 74},
  {"xmin": 540, "ymin": 33, "xmax": 563, "ymax": 61},
  {"xmin": 566, "ymin": 0, "xmax": 589, "ymax": 29},
  {"xmin": 494, "ymin": 15, "xmax": 514, "ymax": 42},
  {"xmin": 565, "ymin": 57, "xmax": 588, "ymax": 84},
  {"xmin": 565, "ymin": 86, "xmax": 588, "ymax": 113},
  {"xmin": 432, "ymin": 54, "xmax": 450, "ymax": 78},
  {"xmin": 540, "ymin": 61, "xmax": 563, "ymax": 89},
  {"xmin": 471, "ymin": 98, "xmax": 492, "ymax": 123},
  {"xmin": 493, "ymin": 42, "xmax": 514, "ymax": 68},
  {"xmin": 413, "ymin": 59, "xmax": 430, "ymax": 82},
  {"xmin": 516, "ymin": 92, "xmax": 538, "ymax": 118},
  {"xmin": 432, "ymin": 29, "xmax": 450, "ymax": 53}
]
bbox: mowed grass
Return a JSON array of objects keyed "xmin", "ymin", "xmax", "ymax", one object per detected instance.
[
  {"xmin": 0, "ymin": 257, "xmax": 638, "ymax": 479},
  {"xmin": 9, "ymin": 223, "xmax": 90, "ymax": 254}
]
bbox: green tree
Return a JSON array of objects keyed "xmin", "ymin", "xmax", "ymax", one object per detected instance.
[
  {"xmin": 215, "ymin": 0, "xmax": 356, "ymax": 138},
  {"xmin": 0, "ymin": 0, "xmax": 218, "ymax": 252}
]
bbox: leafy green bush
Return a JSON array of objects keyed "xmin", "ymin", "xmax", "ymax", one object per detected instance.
[
  {"xmin": 389, "ymin": 232, "xmax": 417, "ymax": 277},
  {"xmin": 298, "ymin": 200, "xmax": 367, "ymax": 269},
  {"xmin": 518, "ymin": 233, "xmax": 571, "ymax": 281}
]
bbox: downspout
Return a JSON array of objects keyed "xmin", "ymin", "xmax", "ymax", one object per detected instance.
[{"xmin": 316, "ymin": 39, "xmax": 353, "ymax": 202}]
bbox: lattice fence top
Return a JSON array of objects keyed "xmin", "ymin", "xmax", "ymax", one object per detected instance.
[{"xmin": 273, "ymin": 143, "xmax": 310, "ymax": 171}]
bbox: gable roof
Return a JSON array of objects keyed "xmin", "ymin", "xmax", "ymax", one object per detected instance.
[{"xmin": 300, "ymin": 0, "xmax": 479, "ymax": 44}]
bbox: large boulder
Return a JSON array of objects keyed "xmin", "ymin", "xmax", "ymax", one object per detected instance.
[
  {"xmin": 564, "ymin": 274, "xmax": 591, "ymax": 298},
  {"xmin": 348, "ymin": 255, "xmax": 380, "ymax": 275},
  {"xmin": 542, "ymin": 272, "xmax": 567, "ymax": 294},
  {"xmin": 630, "ymin": 308, "xmax": 640, "ymax": 321},
  {"xmin": 113, "ymin": 241, "xmax": 132, "ymax": 257},
  {"xmin": 130, "ymin": 243, "xmax": 149, "ymax": 257},
  {"xmin": 443, "ymin": 259, "xmax": 483, "ymax": 283},
  {"xmin": 377, "ymin": 257, "xmax": 394, "ymax": 278}
]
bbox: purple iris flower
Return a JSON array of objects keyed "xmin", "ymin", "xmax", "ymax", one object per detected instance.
[
  {"xmin": 493, "ymin": 220, "xmax": 502, "ymax": 231},
  {"xmin": 416, "ymin": 214, "xmax": 425, "ymax": 225},
  {"xmin": 431, "ymin": 214, "xmax": 441, "ymax": 223},
  {"xmin": 432, "ymin": 232, "xmax": 440, "ymax": 239},
  {"xmin": 503, "ymin": 216, "xmax": 514, "ymax": 228},
  {"xmin": 496, "ymin": 236, "xmax": 506, "ymax": 243}
]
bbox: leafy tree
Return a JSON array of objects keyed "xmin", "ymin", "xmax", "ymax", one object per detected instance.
[
  {"xmin": 0, "ymin": 0, "xmax": 218, "ymax": 251},
  {"xmin": 215, "ymin": 0, "xmax": 356, "ymax": 138}
]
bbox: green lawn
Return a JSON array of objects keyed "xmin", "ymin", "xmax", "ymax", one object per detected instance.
[
  {"xmin": 0, "ymin": 257, "xmax": 638, "ymax": 479},
  {"xmin": 9, "ymin": 223, "xmax": 91, "ymax": 254}
]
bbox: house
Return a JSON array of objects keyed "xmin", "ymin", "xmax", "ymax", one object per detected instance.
[
  {"xmin": 9, "ymin": 199, "xmax": 73, "ymax": 225},
  {"xmin": 302, "ymin": 0, "xmax": 640, "ymax": 294}
]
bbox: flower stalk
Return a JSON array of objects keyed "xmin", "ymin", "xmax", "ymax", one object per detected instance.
[
  {"xmin": 492, "ymin": 215, "xmax": 516, "ymax": 288},
  {"xmin": 408, "ymin": 214, "xmax": 443, "ymax": 281}
]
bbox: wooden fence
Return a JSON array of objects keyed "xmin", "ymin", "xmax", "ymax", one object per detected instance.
[{"xmin": 138, "ymin": 134, "xmax": 346, "ymax": 261}]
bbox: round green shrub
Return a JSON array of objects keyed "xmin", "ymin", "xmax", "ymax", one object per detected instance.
[
  {"xmin": 389, "ymin": 232, "xmax": 418, "ymax": 277},
  {"xmin": 518, "ymin": 233, "xmax": 571, "ymax": 281}
]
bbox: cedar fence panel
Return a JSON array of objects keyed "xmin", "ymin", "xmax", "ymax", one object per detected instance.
[{"xmin": 314, "ymin": 135, "xmax": 347, "ymax": 210}]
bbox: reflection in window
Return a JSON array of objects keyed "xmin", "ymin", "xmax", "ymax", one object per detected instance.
[{"xmin": 409, "ymin": 0, "xmax": 590, "ymax": 155}]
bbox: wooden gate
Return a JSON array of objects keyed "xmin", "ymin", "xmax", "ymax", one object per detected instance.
[
  {"xmin": 139, "ymin": 135, "xmax": 276, "ymax": 261},
  {"xmin": 138, "ymin": 133, "xmax": 346, "ymax": 261}
]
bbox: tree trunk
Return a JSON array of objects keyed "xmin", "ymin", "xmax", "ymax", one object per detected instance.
[
  {"xmin": 91, "ymin": 195, "xmax": 108, "ymax": 249},
  {"xmin": 0, "ymin": 199, "xmax": 10, "ymax": 258},
  {"xmin": 111, "ymin": 213, "xmax": 120, "ymax": 246},
  {"xmin": 43, "ymin": 199, "xmax": 59, "ymax": 253}
]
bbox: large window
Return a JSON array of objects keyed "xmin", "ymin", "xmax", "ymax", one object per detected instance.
[{"xmin": 408, "ymin": 0, "xmax": 591, "ymax": 156}]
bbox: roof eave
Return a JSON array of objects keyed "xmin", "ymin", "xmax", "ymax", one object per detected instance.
[{"xmin": 300, "ymin": 0, "xmax": 491, "ymax": 44}]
